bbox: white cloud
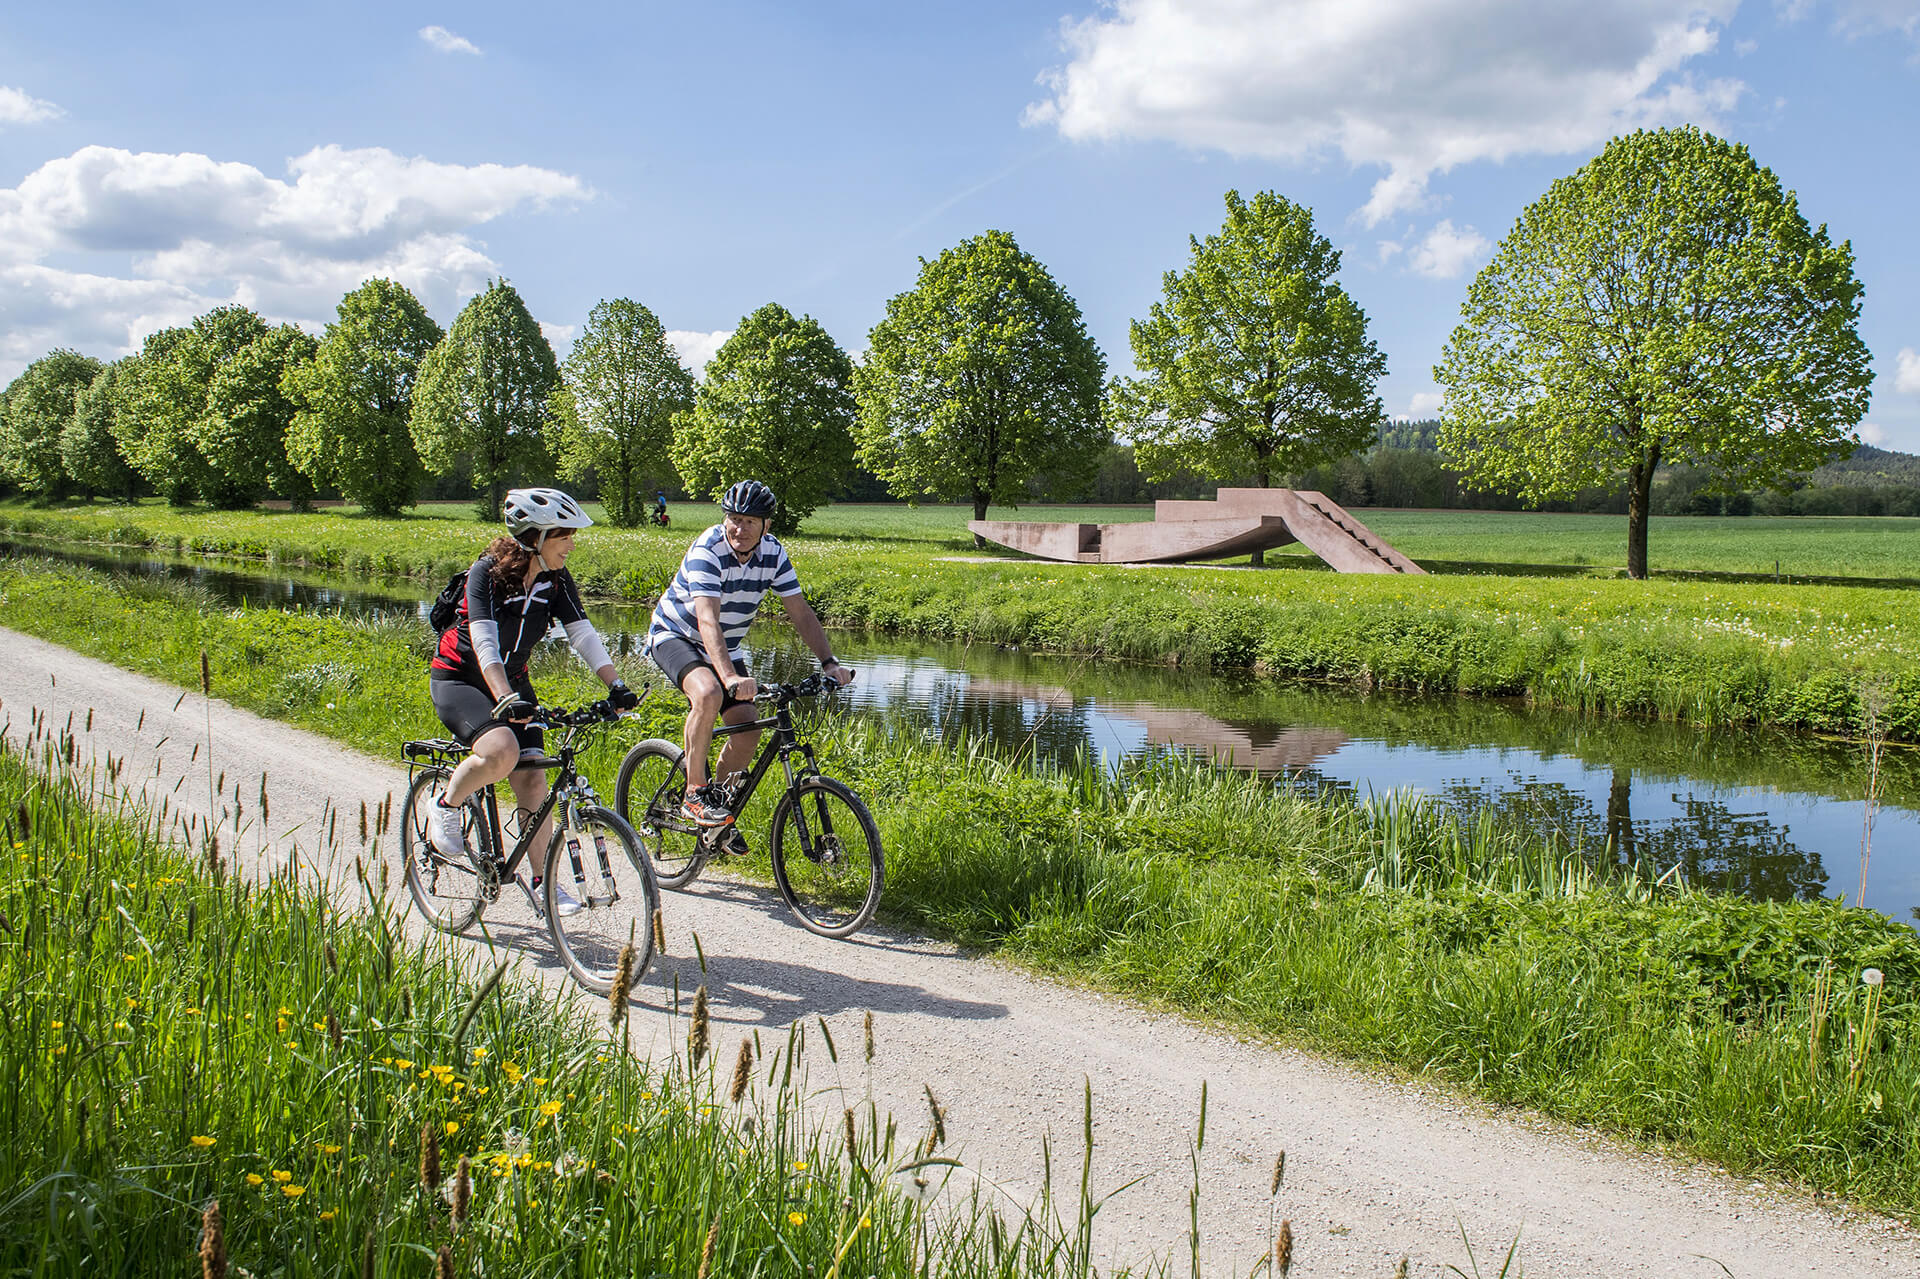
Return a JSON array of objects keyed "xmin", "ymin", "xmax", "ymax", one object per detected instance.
[
  {"xmin": 1783, "ymin": 0, "xmax": 1920, "ymax": 38},
  {"xmin": 1404, "ymin": 391, "xmax": 1445, "ymax": 419},
  {"xmin": 1735, "ymin": 37, "xmax": 1760, "ymax": 54},
  {"xmin": 540, "ymin": 321, "xmax": 577, "ymax": 351},
  {"xmin": 1896, "ymin": 348, "xmax": 1920, "ymax": 394},
  {"xmin": 667, "ymin": 329, "xmax": 733, "ymax": 377},
  {"xmin": 1859, "ymin": 421, "xmax": 1888, "ymax": 446},
  {"xmin": 0, "ymin": 86, "xmax": 62, "ymax": 126},
  {"xmin": 0, "ymin": 143, "xmax": 586, "ymax": 378},
  {"xmin": 1027, "ymin": 0, "xmax": 1744, "ymax": 225},
  {"xmin": 419, "ymin": 25, "xmax": 482, "ymax": 55},
  {"xmin": 1406, "ymin": 220, "xmax": 1490, "ymax": 279}
]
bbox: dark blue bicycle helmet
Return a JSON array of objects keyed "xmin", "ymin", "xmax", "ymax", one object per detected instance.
[{"xmin": 720, "ymin": 479, "xmax": 777, "ymax": 518}]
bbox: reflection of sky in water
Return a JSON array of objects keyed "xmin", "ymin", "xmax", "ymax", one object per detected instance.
[{"xmin": 8, "ymin": 539, "xmax": 1910, "ymax": 926}]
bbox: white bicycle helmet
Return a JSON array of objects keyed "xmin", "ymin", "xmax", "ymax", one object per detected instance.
[{"xmin": 504, "ymin": 487, "xmax": 593, "ymax": 545}]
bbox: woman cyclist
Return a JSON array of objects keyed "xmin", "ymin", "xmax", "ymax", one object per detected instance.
[{"xmin": 425, "ymin": 487, "xmax": 640, "ymax": 915}]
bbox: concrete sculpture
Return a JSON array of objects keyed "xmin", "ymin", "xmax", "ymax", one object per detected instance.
[{"xmin": 968, "ymin": 487, "xmax": 1423, "ymax": 573}]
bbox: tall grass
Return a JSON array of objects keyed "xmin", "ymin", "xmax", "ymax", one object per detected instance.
[
  {"xmin": 0, "ymin": 556, "xmax": 1914, "ymax": 1216},
  {"xmin": 0, "ymin": 717, "xmax": 1178, "ymax": 1276}
]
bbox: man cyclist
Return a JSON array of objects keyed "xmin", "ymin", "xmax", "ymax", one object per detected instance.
[
  {"xmin": 645, "ymin": 479, "xmax": 852, "ymax": 837},
  {"xmin": 425, "ymin": 487, "xmax": 640, "ymax": 914},
  {"xmin": 652, "ymin": 490, "xmax": 669, "ymax": 527}
]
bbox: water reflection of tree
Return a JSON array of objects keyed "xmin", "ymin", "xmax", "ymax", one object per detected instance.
[{"xmin": 1437, "ymin": 775, "xmax": 1827, "ymax": 904}]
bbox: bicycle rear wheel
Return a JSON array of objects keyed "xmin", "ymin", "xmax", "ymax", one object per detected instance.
[
  {"xmin": 769, "ymin": 776, "xmax": 884, "ymax": 939},
  {"xmin": 400, "ymin": 767, "xmax": 487, "ymax": 933},
  {"xmin": 547, "ymin": 805, "xmax": 661, "ymax": 997},
  {"xmin": 614, "ymin": 739, "xmax": 708, "ymax": 890}
]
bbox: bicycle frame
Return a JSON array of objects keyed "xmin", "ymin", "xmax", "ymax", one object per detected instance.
[
  {"xmin": 705, "ymin": 697, "xmax": 822, "ymax": 818},
  {"xmin": 404, "ymin": 716, "xmax": 612, "ymax": 910}
]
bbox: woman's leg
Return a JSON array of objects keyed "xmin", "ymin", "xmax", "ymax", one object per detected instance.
[
  {"xmin": 507, "ymin": 765, "xmax": 556, "ymax": 878},
  {"xmin": 444, "ymin": 725, "xmax": 518, "ymax": 806}
]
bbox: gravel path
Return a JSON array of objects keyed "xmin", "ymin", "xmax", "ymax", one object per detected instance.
[{"xmin": 5, "ymin": 627, "xmax": 1915, "ymax": 1278}]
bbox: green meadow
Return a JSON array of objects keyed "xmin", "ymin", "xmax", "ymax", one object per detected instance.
[
  {"xmin": 1, "ymin": 499, "xmax": 1916, "ymax": 740},
  {"xmin": 3, "ymin": 555, "xmax": 1916, "ymax": 1219}
]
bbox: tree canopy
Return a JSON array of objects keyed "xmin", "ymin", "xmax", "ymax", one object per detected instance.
[
  {"xmin": 410, "ymin": 280, "xmax": 559, "ymax": 520},
  {"xmin": 0, "ymin": 349, "xmax": 104, "ymax": 496},
  {"xmin": 854, "ymin": 230, "xmax": 1106, "ymax": 532},
  {"xmin": 197, "ymin": 323, "xmax": 319, "ymax": 509},
  {"xmin": 550, "ymin": 298, "xmax": 693, "ymax": 527},
  {"xmin": 1110, "ymin": 190, "xmax": 1386, "ymax": 496},
  {"xmin": 63, "ymin": 362, "xmax": 137, "ymax": 501},
  {"xmin": 113, "ymin": 327, "xmax": 205, "ymax": 506},
  {"xmin": 674, "ymin": 303, "xmax": 855, "ymax": 537},
  {"xmin": 1436, "ymin": 126, "xmax": 1873, "ymax": 578},
  {"xmin": 284, "ymin": 278, "xmax": 443, "ymax": 516}
]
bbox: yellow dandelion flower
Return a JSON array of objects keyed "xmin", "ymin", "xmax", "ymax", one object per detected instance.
[
  {"xmin": 532, "ymin": 1076, "xmax": 548, "ymax": 1086},
  {"xmin": 538, "ymin": 1100, "xmax": 562, "ymax": 1117},
  {"xmin": 445, "ymin": 1121, "xmax": 459, "ymax": 1136},
  {"xmin": 318, "ymin": 1210, "xmax": 336, "ymax": 1221},
  {"xmin": 49, "ymin": 1021, "xmax": 62, "ymax": 1030},
  {"xmin": 788, "ymin": 1211, "xmax": 806, "ymax": 1226},
  {"xmin": 272, "ymin": 1170, "xmax": 293, "ymax": 1183},
  {"xmin": 277, "ymin": 1007, "xmax": 291, "ymax": 1016},
  {"xmin": 470, "ymin": 1047, "xmax": 487, "ymax": 1059},
  {"xmin": 860, "ymin": 1215, "xmax": 872, "ymax": 1229},
  {"xmin": 186, "ymin": 1008, "xmax": 202, "ymax": 1016},
  {"xmin": 282, "ymin": 1185, "xmax": 305, "ymax": 1198},
  {"xmin": 245, "ymin": 1173, "xmax": 264, "ymax": 1186},
  {"xmin": 792, "ymin": 1161, "xmax": 808, "ymax": 1172},
  {"xmin": 393, "ymin": 1059, "xmax": 413, "ymax": 1071},
  {"xmin": 190, "ymin": 1135, "xmax": 215, "ymax": 1148},
  {"xmin": 320, "ymin": 1143, "xmax": 341, "ymax": 1155}
]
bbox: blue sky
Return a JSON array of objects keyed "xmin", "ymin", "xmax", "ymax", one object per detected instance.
[{"xmin": 5, "ymin": 1, "xmax": 1918, "ymax": 449}]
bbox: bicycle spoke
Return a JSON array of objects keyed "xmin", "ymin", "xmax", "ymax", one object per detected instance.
[
  {"xmin": 401, "ymin": 767, "xmax": 486, "ymax": 933},
  {"xmin": 771, "ymin": 777, "xmax": 884, "ymax": 938},
  {"xmin": 547, "ymin": 806, "xmax": 659, "ymax": 996}
]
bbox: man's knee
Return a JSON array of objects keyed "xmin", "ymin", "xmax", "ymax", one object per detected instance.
[{"xmin": 683, "ymin": 668, "xmax": 723, "ymax": 715}]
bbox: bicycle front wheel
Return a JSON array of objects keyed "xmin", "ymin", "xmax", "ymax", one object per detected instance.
[
  {"xmin": 400, "ymin": 767, "xmax": 486, "ymax": 933},
  {"xmin": 769, "ymin": 776, "xmax": 884, "ymax": 939},
  {"xmin": 614, "ymin": 739, "xmax": 708, "ymax": 890},
  {"xmin": 547, "ymin": 805, "xmax": 661, "ymax": 997}
]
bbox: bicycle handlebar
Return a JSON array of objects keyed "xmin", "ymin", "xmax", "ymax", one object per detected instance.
[{"xmin": 752, "ymin": 673, "xmax": 837, "ymax": 705}]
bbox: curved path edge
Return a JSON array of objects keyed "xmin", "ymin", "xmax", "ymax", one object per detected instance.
[{"xmin": 1, "ymin": 626, "xmax": 1914, "ymax": 1278}]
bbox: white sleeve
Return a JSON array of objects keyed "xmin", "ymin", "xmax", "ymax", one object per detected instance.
[
  {"xmin": 564, "ymin": 619, "xmax": 613, "ymax": 673},
  {"xmin": 470, "ymin": 620, "xmax": 503, "ymax": 670}
]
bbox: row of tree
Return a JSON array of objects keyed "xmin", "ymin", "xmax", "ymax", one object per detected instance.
[{"xmin": 0, "ymin": 126, "xmax": 1877, "ymax": 575}]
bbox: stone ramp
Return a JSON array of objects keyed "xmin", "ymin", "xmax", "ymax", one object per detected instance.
[{"xmin": 969, "ymin": 488, "xmax": 1424, "ymax": 572}]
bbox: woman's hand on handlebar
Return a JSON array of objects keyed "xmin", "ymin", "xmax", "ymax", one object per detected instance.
[{"xmin": 492, "ymin": 691, "xmax": 535, "ymax": 721}]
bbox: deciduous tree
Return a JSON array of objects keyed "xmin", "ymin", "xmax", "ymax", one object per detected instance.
[
  {"xmin": 409, "ymin": 280, "xmax": 559, "ymax": 520},
  {"xmin": 1436, "ymin": 127, "xmax": 1872, "ymax": 578},
  {"xmin": 1109, "ymin": 190, "xmax": 1386, "ymax": 565},
  {"xmin": 62, "ymin": 361, "xmax": 138, "ymax": 501},
  {"xmin": 0, "ymin": 349, "xmax": 104, "ymax": 497},
  {"xmin": 549, "ymin": 298, "xmax": 692, "ymax": 527},
  {"xmin": 284, "ymin": 278, "xmax": 442, "ymax": 516},
  {"xmin": 199, "ymin": 324, "xmax": 320, "ymax": 509},
  {"xmin": 113, "ymin": 327, "xmax": 206, "ymax": 506},
  {"xmin": 675, "ymin": 303, "xmax": 855, "ymax": 537},
  {"xmin": 855, "ymin": 231, "xmax": 1106, "ymax": 541}
]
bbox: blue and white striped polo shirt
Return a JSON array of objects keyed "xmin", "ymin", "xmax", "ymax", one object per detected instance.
[{"xmin": 646, "ymin": 524, "xmax": 801, "ymax": 658}]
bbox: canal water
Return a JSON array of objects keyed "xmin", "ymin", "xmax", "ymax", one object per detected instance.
[{"xmin": 13, "ymin": 539, "xmax": 1916, "ymax": 925}]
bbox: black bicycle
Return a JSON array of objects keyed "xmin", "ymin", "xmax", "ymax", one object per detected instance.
[
  {"xmin": 400, "ymin": 698, "xmax": 661, "ymax": 995},
  {"xmin": 613, "ymin": 674, "xmax": 883, "ymax": 939}
]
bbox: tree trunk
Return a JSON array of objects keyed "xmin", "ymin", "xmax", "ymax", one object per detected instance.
[
  {"xmin": 1605, "ymin": 766, "xmax": 1634, "ymax": 870},
  {"xmin": 972, "ymin": 492, "xmax": 990, "ymax": 550},
  {"xmin": 1250, "ymin": 466, "xmax": 1270, "ymax": 567},
  {"xmin": 1625, "ymin": 444, "xmax": 1659, "ymax": 579}
]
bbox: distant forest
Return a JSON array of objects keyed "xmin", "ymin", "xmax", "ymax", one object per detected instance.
[{"xmin": 1042, "ymin": 422, "xmax": 1920, "ymax": 516}]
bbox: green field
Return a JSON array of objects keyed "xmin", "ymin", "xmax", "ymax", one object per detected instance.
[
  {"xmin": 4, "ymin": 554, "xmax": 1918, "ymax": 1219},
  {"xmin": 4, "ymin": 499, "xmax": 1917, "ymax": 740}
]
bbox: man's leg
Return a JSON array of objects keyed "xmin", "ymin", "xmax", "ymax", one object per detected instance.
[
  {"xmin": 714, "ymin": 702, "xmax": 761, "ymax": 779},
  {"xmin": 681, "ymin": 665, "xmax": 723, "ymax": 789}
]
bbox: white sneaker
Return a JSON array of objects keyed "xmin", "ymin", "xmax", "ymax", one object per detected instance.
[
  {"xmin": 427, "ymin": 797, "xmax": 468, "ymax": 860},
  {"xmin": 551, "ymin": 881, "xmax": 584, "ymax": 917}
]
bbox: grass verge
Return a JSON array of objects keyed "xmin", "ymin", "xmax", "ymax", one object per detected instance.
[
  {"xmin": 4, "ymin": 501, "xmax": 1920, "ymax": 741},
  {"xmin": 2, "ymin": 555, "xmax": 1916, "ymax": 1220},
  {"xmin": 0, "ymin": 715, "xmax": 1158, "ymax": 1276}
]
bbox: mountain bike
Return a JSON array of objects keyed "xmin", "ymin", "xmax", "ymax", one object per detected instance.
[
  {"xmin": 400, "ymin": 698, "xmax": 660, "ymax": 996},
  {"xmin": 612, "ymin": 674, "xmax": 883, "ymax": 939}
]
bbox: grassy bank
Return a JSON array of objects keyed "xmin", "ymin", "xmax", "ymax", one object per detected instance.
[
  {"xmin": 0, "ymin": 718, "xmax": 1155, "ymax": 1276},
  {"xmin": 4, "ymin": 501, "xmax": 1919, "ymax": 741},
  {"xmin": 3, "ymin": 556, "xmax": 1917, "ymax": 1219}
]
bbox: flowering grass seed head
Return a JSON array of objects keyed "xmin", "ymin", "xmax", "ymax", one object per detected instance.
[
  {"xmin": 691, "ymin": 986, "xmax": 710, "ymax": 1066},
  {"xmin": 651, "ymin": 907, "xmax": 666, "ymax": 953},
  {"xmin": 697, "ymin": 1210, "xmax": 721, "ymax": 1279},
  {"xmin": 420, "ymin": 1122, "xmax": 442, "ymax": 1191},
  {"xmin": 863, "ymin": 1008, "xmax": 874, "ymax": 1062},
  {"xmin": 1270, "ymin": 1150, "xmax": 1285, "ymax": 1196},
  {"xmin": 729, "ymin": 1036, "xmax": 753, "ymax": 1103},
  {"xmin": 1275, "ymin": 1219, "xmax": 1293, "ymax": 1276},
  {"xmin": 923, "ymin": 1083, "xmax": 946, "ymax": 1147},
  {"xmin": 452, "ymin": 1155, "xmax": 471, "ymax": 1224},
  {"xmin": 198, "ymin": 1198, "xmax": 226, "ymax": 1279},
  {"xmin": 608, "ymin": 942, "xmax": 636, "ymax": 1024}
]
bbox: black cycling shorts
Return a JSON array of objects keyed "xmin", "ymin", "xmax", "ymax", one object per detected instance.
[
  {"xmin": 648, "ymin": 635, "xmax": 752, "ymax": 712},
  {"xmin": 429, "ymin": 674, "xmax": 546, "ymax": 758}
]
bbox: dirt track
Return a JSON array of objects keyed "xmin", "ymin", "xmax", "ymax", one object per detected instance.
[{"xmin": 5, "ymin": 626, "xmax": 1916, "ymax": 1277}]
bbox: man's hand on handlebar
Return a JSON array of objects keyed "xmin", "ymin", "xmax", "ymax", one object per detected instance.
[
  {"xmin": 825, "ymin": 661, "xmax": 855, "ymax": 688},
  {"xmin": 726, "ymin": 674, "xmax": 759, "ymax": 703}
]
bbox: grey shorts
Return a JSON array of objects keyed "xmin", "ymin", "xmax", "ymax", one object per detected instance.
[
  {"xmin": 647, "ymin": 635, "xmax": 752, "ymax": 712},
  {"xmin": 429, "ymin": 674, "xmax": 545, "ymax": 756}
]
